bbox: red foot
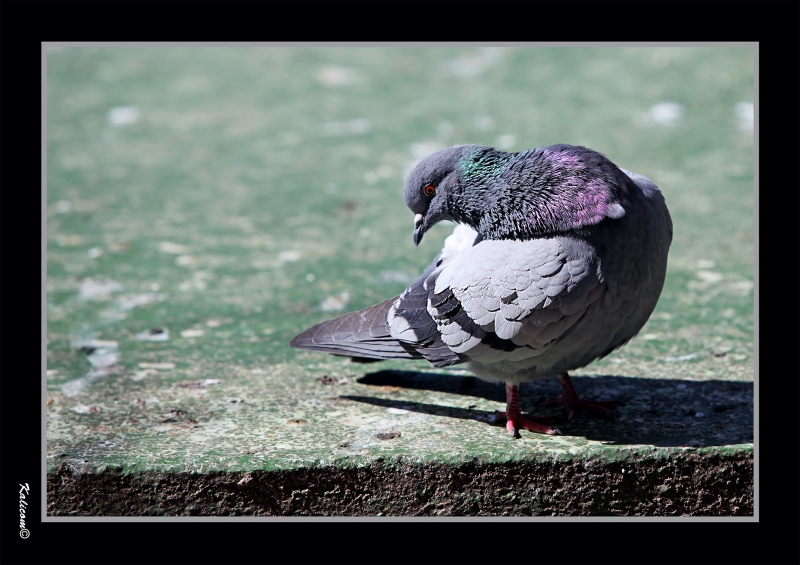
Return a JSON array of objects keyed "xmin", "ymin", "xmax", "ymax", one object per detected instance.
[
  {"xmin": 544, "ymin": 373, "xmax": 622, "ymax": 420},
  {"xmin": 499, "ymin": 384, "xmax": 562, "ymax": 438}
]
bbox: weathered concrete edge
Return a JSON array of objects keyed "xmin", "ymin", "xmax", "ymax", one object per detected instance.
[{"xmin": 47, "ymin": 446, "xmax": 753, "ymax": 516}]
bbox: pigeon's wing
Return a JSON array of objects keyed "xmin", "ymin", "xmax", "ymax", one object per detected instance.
[
  {"xmin": 289, "ymin": 295, "xmax": 427, "ymax": 361},
  {"xmin": 291, "ymin": 225, "xmax": 478, "ymax": 367},
  {"xmin": 428, "ymin": 236, "xmax": 607, "ymax": 364},
  {"xmin": 386, "ymin": 253, "xmax": 466, "ymax": 367}
]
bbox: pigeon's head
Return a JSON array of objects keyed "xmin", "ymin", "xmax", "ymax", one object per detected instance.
[
  {"xmin": 403, "ymin": 145, "xmax": 482, "ymax": 246},
  {"xmin": 404, "ymin": 143, "xmax": 633, "ymax": 244}
]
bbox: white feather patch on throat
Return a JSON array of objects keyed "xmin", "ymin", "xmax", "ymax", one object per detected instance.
[{"xmin": 440, "ymin": 224, "xmax": 480, "ymax": 259}]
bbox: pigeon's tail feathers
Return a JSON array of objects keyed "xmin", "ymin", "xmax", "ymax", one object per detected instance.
[
  {"xmin": 290, "ymin": 298, "xmax": 425, "ymax": 362},
  {"xmin": 291, "ymin": 295, "xmax": 467, "ymax": 368}
]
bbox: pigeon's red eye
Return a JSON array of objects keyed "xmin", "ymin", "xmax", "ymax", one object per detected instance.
[{"xmin": 424, "ymin": 184, "xmax": 436, "ymax": 196}]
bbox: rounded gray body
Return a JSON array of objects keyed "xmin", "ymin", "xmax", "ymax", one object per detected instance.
[{"xmin": 466, "ymin": 169, "xmax": 672, "ymax": 384}]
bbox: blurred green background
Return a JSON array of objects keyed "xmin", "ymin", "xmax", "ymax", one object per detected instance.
[{"xmin": 46, "ymin": 47, "xmax": 754, "ymax": 470}]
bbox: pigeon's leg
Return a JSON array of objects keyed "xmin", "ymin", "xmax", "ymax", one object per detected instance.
[
  {"xmin": 496, "ymin": 383, "xmax": 562, "ymax": 438},
  {"xmin": 545, "ymin": 373, "xmax": 622, "ymax": 420}
]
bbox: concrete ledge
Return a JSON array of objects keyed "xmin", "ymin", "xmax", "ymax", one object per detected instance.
[
  {"xmin": 47, "ymin": 362, "xmax": 753, "ymax": 516},
  {"xmin": 48, "ymin": 447, "xmax": 751, "ymax": 516}
]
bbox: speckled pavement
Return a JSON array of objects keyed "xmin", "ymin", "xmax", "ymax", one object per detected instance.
[{"xmin": 47, "ymin": 356, "xmax": 753, "ymax": 516}]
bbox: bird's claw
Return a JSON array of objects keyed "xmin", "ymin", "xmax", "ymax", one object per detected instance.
[
  {"xmin": 508, "ymin": 425, "xmax": 520, "ymax": 439},
  {"xmin": 549, "ymin": 373, "xmax": 624, "ymax": 421},
  {"xmin": 500, "ymin": 412, "xmax": 560, "ymax": 437}
]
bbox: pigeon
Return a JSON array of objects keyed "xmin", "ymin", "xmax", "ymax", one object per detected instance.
[{"xmin": 291, "ymin": 143, "xmax": 672, "ymax": 438}]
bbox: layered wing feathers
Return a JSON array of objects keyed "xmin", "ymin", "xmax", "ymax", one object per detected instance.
[
  {"xmin": 428, "ymin": 236, "xmax": 605, "ymax": 363},
  {"xmin": 291, "ymin": 226, "xmax": 605, "ymax": 369}
]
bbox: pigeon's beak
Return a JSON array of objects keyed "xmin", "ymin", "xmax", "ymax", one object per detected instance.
[{"xmin": 413, "ymin": 213, "xmax": 425, "ymax": 246}]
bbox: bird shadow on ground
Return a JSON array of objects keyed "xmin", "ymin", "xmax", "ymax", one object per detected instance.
[{"xmin": 340, "ymin": 370, "xmax": 753, "ymax": 448}]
